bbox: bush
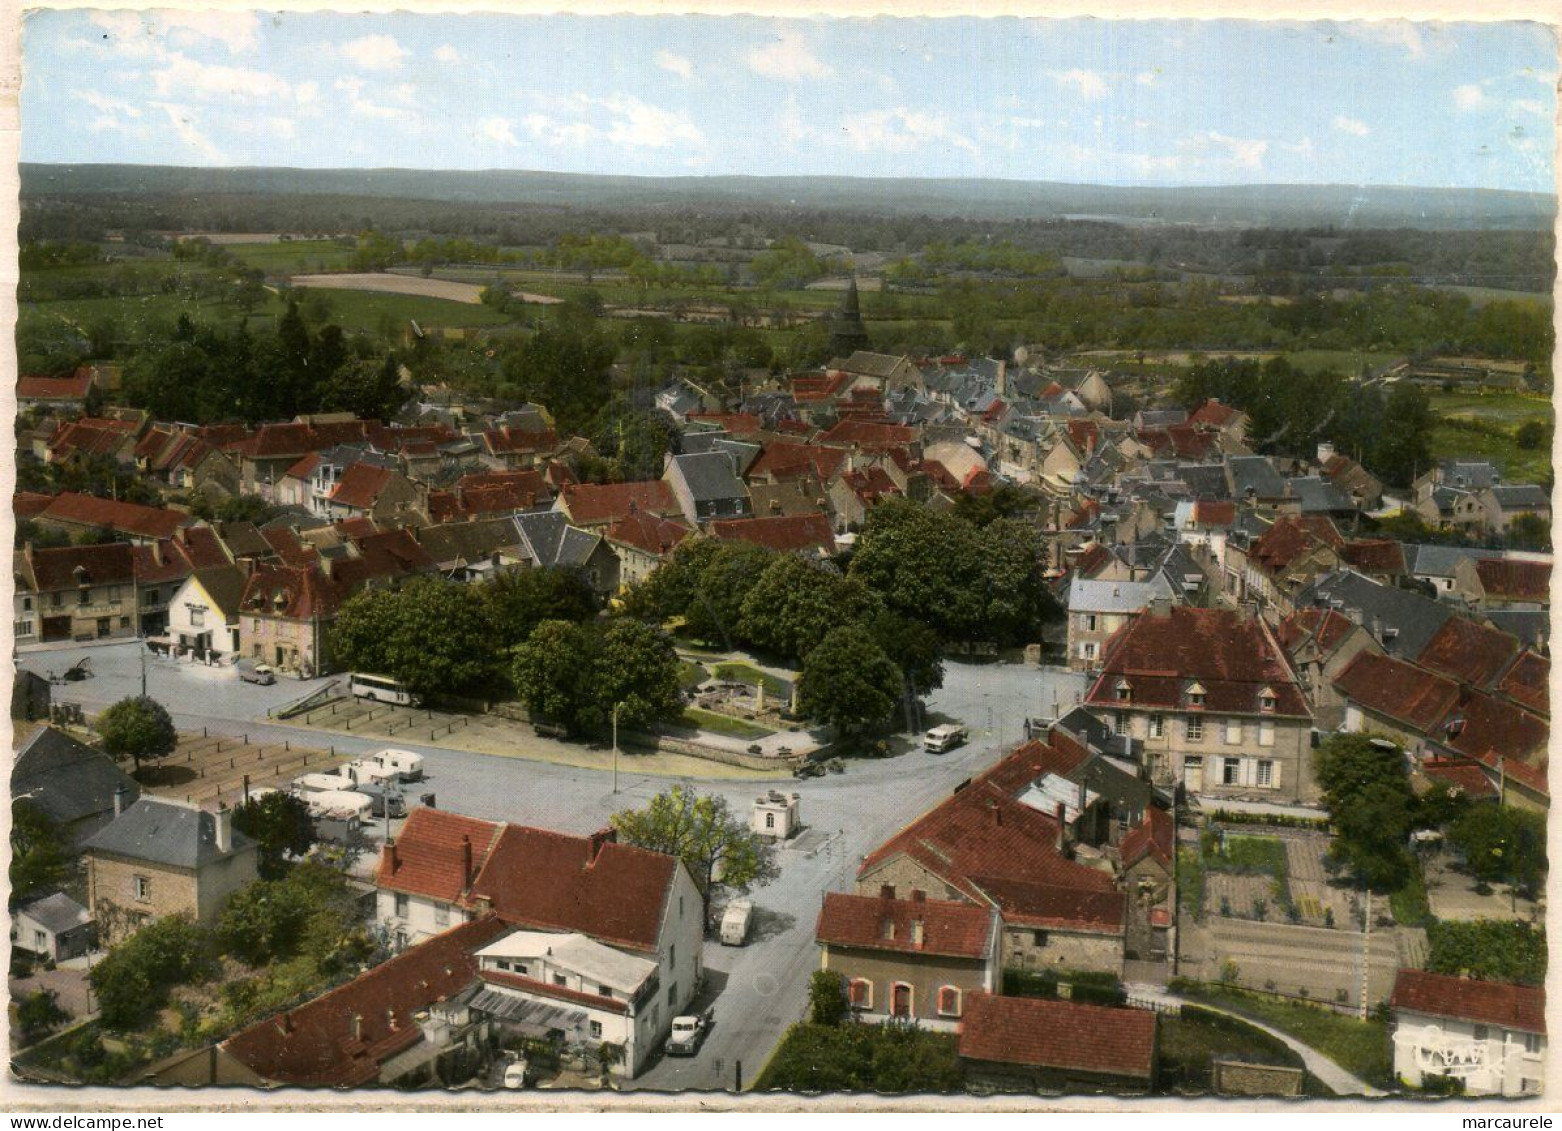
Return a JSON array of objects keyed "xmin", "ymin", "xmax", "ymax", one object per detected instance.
[
  {"xmin": 90, "ymin": 915, "xmax": 215, "ymax": 1031},
  {"xmin": 809, "ymin": 969, "xmax": 849, "ymax": 1026},
  {"xmin": 17, "ymin": 989, "xmax": 69, "ymax": 1043},
  {"xmin": 1426, "ymin": 920, "xmax": 1546, "ymax": 985}
]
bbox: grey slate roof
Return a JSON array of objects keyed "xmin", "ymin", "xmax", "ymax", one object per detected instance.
[
  {"xmin": 83, "ymin": 797, "xmax": 254, "ymax": 870},
  {"xmin": 513, "ymin": 511, "xmax": 603, "ymax": 570},
  {"xmin": 670, "ymin": 452, "xmax": 748, "ymax": 504},
  {"xmin": 13, "ymin": 727, "xmax": 140, "ymax": 827},
  {"xmin": 1439, "ymin": 459, "xmax": 1502, "ymax": 489},
  {"xmin": 1296, "ymin": 570, "xmax": 1455, "ymax": 660},
  {"xmin": 1228, "ymin": 455, "xmax": 1289, "ymax": 500},
  {"xmin": 1286, "ymin": 476, "xmax": 1355, "ymax": 514},
  {"xmin": 1484, "ymin": 608, "xmax": 1550, "ymax": 649},
  {"xmin": 18, "ymin": 891, "xmax": 92, "ymax": 935},
  {"xmin": 1068, "ymin": 574, "xmax": 1175, "ymax": 614},
  {"xmin": 1404, "ymin": 544, "xmax": 1503, "ymax": 578},
  {"xmin": 1489, "ymin": 484, "xmax": 1551, "ymax": 510}
]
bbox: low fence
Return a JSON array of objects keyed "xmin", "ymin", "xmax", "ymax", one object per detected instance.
[{"xmin": 621, "ymin": 729, "xmax": 794, "ymax": 772}]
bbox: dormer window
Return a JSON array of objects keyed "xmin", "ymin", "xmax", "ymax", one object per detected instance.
[
  {"xmin": 1259, "ymin": 688, "xmax": 1277, "ymax": 713},
  {"xmin": 1187, "ymin": 682, "xmax": 1207, "ymax": 708},
  {"xmin": 1115, "ymin": 679, "xmax": 1133, "ymax": 703}
]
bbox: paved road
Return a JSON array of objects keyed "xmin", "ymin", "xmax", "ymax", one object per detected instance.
[{"xmin": 20, "ymin": 641, "xmax": 1086, "ymax": 1093}]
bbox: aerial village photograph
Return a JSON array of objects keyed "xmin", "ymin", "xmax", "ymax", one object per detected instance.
[{"xmin": 3, "ymin": 6, "xmax": 1556, "ymax": 1113}]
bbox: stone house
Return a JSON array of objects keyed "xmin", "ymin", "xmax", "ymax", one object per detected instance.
[
  {"xmin": 662, "ymin": 451, "xmax": 752, "ymax": 527},
  {"xmin": 83, "ymin": 797, "xmax": 259, "ymax": 945},
  {"xmin": 167, "ymin": 565, "xmax": 248, "ymax": 661},
  {"xmin": 14, "ymin": 541, "xmax": 140, "ymax": 644},
  {"xmin": 1066, "ymin": 573, "xmax": 1177, "ymax": 672},
  {"xmin": 1275, "ymin": 607, "xmax": 1384, "ymax": 730},
  {"xmin": 1479, "ymin": 484, "xmax": 1552, "ymax": 535},
  {"xmin": 12, "ymin": 892, "xmax": 95, "ymax": 963},
  {"xmin": 1390, "ymin": 970, "xmax": 1544, "ymax": 1097},
  {"xmin": 958, "ymin": 992, "xmax": 1157, "ymax": 1094}
]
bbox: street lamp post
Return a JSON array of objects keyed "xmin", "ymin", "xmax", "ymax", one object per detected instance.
[{"xmin": 612, "ymin": 702, "xmax": 625, "ymax": 794}]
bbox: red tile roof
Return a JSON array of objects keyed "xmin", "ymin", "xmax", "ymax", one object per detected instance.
[
  {"xmin": 687, "ymin": 412, "xmax": 764, "ymax": 437},
  {"xmin": 1250, "ymin": 515, "xmax": 1343, "ymax": 576},
  {"xmin": 958, "ymin": 992, "xmax": 1156, "ymax": 1079},
  {"xmin": 1276, "ymin": 608, "xmax": 1359, "ymax": 657},
  {"xmin": 790, "ymin": 372, "xmax": 850, "ymax": 403},
  {"xmin": 818, "ymin": 420, "xmax": 916, "ymax": 448},
  {"xmin": 1475, "ymin": 558, "xmax": 1551, "ymax": 603},
  {"xmin": 49, "ymin": 421, "xmax": 136, "ymax": 460},
  {"xmin": 17, "ymin": 373, "xmax": 92, "ymax": 400},
  {"xmin": 283, "ymin": 452, "xmax": 322, "ymax": 481},
  {"xmin": 749, "ymin": 441, "xmax": 848, "ymax": 483},
  {"xmin": 1416, "ymin": 616, "xmax": 1520, "ymax": 689},
  {"xmin": 39, "ymin": 493, "xmax": 192, "ymax": 540},
  {"xmin": 1191, "ymin": 500, "xmax": 1237, "ymax": 526},
  {"xmin": 329, "ymin": 463, "xmax": 395, "ymax": 511},
  {"xmin": 1332, "ymin": 651, "xmax": 1460, "ymax": 732},
  {"xmin": 707, "ymin": 512, "xmax": 834, "ymax": 555},
  {"xmin": 966, "ymin": 876, "xmax": 1125, "ymax": 934},
  {"xmin": 1342, "ymin": 539, "xmax": 1406, "ymax": 575},
  {"xmin": 841, "ymin": 466, "xmax": 902, "ymax": 505},
  {"xmin": 21, "ymin": 542, "xmax": 136, "ymax": 591},
  {"xmin": 605, "ymin": 510, "xmax": 690, "ymax": 557},
  {"xmin": 816, "ymin": 891, "xmax": 993, "ymax": 959},
  {"xmin": 1421, "ymin": 760, "xmax": 1498, "ymax": 800},
  {"xmin": 1137, "ymin": 424, "xmax": 1217, "ymax": 461},
  {"xmin": 1064, "ymin": 419, "xmax": 1100, "ymax": 455},
  {"xmin": 1439, "ymin": 690, "xmax": 1548, "ymax": 796},
  {"xmin": 377, "ymin": 808, "xmax": 504, "ymax": 904},
  {"xmin": 483, "ymin": 426, "xmax": 558, "ymax": 456},
  {"xmin": 240, "ymin": 563, "xmax": 345, "ymax": 622},
  {"xmin": 1085, "ymin": 606, "xmax": 1310, "ymax": 718},
  {"xmin": 468, "ymin": 826, "xmax": 678, "ymax": 954},
  {"xmin": 1188, "ymin": 399, "xmax": 1243, "ymax": 428},
  {"xmin": 15, "ymin": 492, "xmax": 55, "ymax": 520},
  {"xmin": 1119, "ymin": 807, "xmax": 1174, "ymax": 871},
  {"xmin": 1390, "ymin": 970, "xmax": 1544, "ymax": 1034},
  {"xmin": 260, "ymin": 526, "xmax": 318, "ymax": 568},
  {"xmin": 1497, "ymin": 650, "xmax": 1549, "ymax": 717},
  {"xmin": 222, "ymin": 916, "xmax": 509, "ymax": 1087},
  {"xmin": 559, "ymin": 480, "xmax": 679, "ymax": 526},
  {"xmin": 249, "ymin": 420, "xmax": 372, "ymax": 458}
]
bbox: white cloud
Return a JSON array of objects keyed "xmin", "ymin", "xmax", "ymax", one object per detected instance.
[
  {"xmin": 334, "ymin": 77, "xmax": 417, "ymax": 122},
  {"xmin": 1332, "ymin": 115, "xmax": 1371, "ymax": 137},
  {"xmin": 1454, "ymin": 84, "xmax": 1486, "ymax": 111},
  {"xmin": 840, "ymin": 107, "xmax": 977, "ymax": 155},
  {"xmin": 1205, "ymin": 132, "xmax": 1268, "ymax": 170},
  {"xmin": 157, "ymin": 11, "xmax": 261, "ymax": 54},
  {"xmin": 1282, "ymin": 137, "xmax": 1317, "ymax": 160},
  {"xmin": 1341, "ymin": 21, "xmax": 1426, "ymax": 60},
  {"xmin": 745, "ymin": 31, "xmax": 832, "ymax": 81},
  {"xmin": 76, "ymin": 90, "xmax": 143, "ymax": 120},
  {"xmin": 150, "ymin": 101, "xmax": 224, "ymax": 163},
  {"xmin": 479, "ymin": 117, "xmax": 519, "ymax": 147},
  {"xmin": 1135, "ymin": 71, "xmax": 1158, "ymax": 87},
  {"xmin": 1050, "ymin": 69, "xmax": 1110, "ymax": 99},
  {"xmin": 341, "ymin": 34, "xmax": 409, "ymax": 71},
  {"xmin": 655, "ymin": 50, "xmax": 695, "ymax": 80},
  {"xmin": 295, "ymin": 81, "xmax": 319, "ymax": 106},
  {"xmin": 779, "ymin": 93, "xmax": 811, "ymax": 146},
  {"xmin": 151, "ymin": 54, "xmax": 295, "ymax": 103},
  {"xmin": 1513, "ymin": 98, "xmax": 1549, "ymax": 116},
  {"xmin": 517, "ymin": 95, "xmax": 703, "ymax": 150},
  {"xmin": 599, "ymin": 96, "xmax": 704, "ymax": 148},
  {"xmin": 435, "ymin": 44, "xmax": 461, "ymax": 64}
]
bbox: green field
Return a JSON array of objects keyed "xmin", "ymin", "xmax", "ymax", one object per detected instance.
[
  {"xmin": 22, "ymin": 294, "xmax": 265, "ymax": 337},
  {"xmin": 711, "ymin": 661, "xmax": 792, "ymax": 698},
  {"xmin": 1439, "ymin": 285, "xmax": 1553, "ymax": 309},
  {"xmin": 1427, "ymin": 390, "xmax": 1552, "ymax": 483},
  {"xmin": 286, "ymin": 286, "xmax": 515, "ymax": 332},
  {"xmin": 227, "ymin": 239, "xmax": 360, "ymax": 273}
]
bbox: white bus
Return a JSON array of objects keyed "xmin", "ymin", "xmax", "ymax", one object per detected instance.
[{"xmin": 349, "ymin": 673, "xmax": 416, "ymax": 706}]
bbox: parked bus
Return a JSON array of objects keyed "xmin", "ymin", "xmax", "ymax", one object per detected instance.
[{"xmin": 349, "ymin": 673, "xmax": 416, "ymax": 706}]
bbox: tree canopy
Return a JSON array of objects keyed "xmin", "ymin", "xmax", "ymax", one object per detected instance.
[
  {"xmin": 798, "ymin": 624, "xmax": 904, "ymax": 740},
  {"xmin": 330, "ymin": 576, "xmax": 500, "ymax": 697},
  {"xmin": 510, "ymin": 617, "xmax": 685, "ymax": 738},
  {"xmin": 96, "ymin": 696, "xmax": 178, "ymax": 773},
  {"xmin": 611, "ymin": 784, "xmax": 776, "ymax": 920}
]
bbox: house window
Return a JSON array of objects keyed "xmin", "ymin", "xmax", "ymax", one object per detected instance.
[
  {"xmin": 1186, "ymin": 716, "xmax": 1204, "ymax": 742},
  {"xmin": 133, "ymin": 875, "xmax": 152, "ymax": 901},
  {"xmin": 1259, "ymin": 721, "xmax": 1275, "ymax": 747},
  {"xmin": 394, "ymin": 893, "xmax": 409, "ymax": 918},
  {"xmin": 1114, "ymin": 712, "xmax": 1129, "ymax": 737},
  {"xmin": 1188, "ymin": 688, "xmax": 1206, "ymax": 708},
  {"xmin": 22, "ymin": 596, "xmax": 32, "ymax": 611},
  {"xmin": 1223, "ymin": 758, "xmax": 1241, "ymax": 786},
  {"xmin": 589, "ymin": 1020, "xmax": 603, "ymax": 1039},
  {"xmin": 670, "ymin": 944, "xmax": 676, "ymax": 967},
  {"xmin": 1256, "ymin": 760, "xmax": 1274, "ymax": 788},
  {"xmin": 433, "ymin": 902, "xmax": 449, "ymax": 928},
  {"xmin": 14, "ymin": 621, "xmax": 33, "ymax": 637},
  {"xmin": 143, "ymin": 591, "xmax": 156, "ymax": 608},
  {"xmin": 79, "ymin": 589, "xmax": 91, "ymax": 606},
  {"xmin": 553, "ymin": 974, "xmax": 568, "ymax": 987},
  {"xmin": 599, "ymin": 984, "xmax": 613, "ymax": 997},
  {"xmin": 1083, "ymin": 642, "xmax": 1098, "ymax": 660},
  {"xmin": 191, "ymin": 607, "xmax": 206, "ymax": 628},
  {"xmin": 34, "ymin": 929, "xmax": 47, "ymax": 949},
  {"xmin": 848, "ymin": 978, "xmax": 872, "ymax": 1010},
  {"xmin": 1260, "ymin": 693, "xmax": 1277, "ymax": 713},
  {"xmin": 1149, "ymin": 714, "xmax": 1164, "ymax": 739},
  {"xmin": 1473, "ymin": 1025, "xmax": 1489, "ymax": 1042},
  {"xmin": 1032, "ymin": 930, "xmax": 1049, "ymax": 947},
  {"xmin": 1224, "ymin": 720, "xmax": 1242, "ymax": 745},
  {"xmin": 1115, "ymin": 682, "xmax": 1132, "ymax": 702},
  {"xmin": 937, "ymin": 986, "xmax": 962, "ymax": 1018},
  {"xmin": 765, "ymin": 813, "xmax": 775, "ymax": 829},
  {"xmin": 252, "ymin": 618, "xmax": 261, "ymax": 632},
  {"xmin": 1525, "ymin": 1033, "xmax": 1542, "ymax": 1054},
  {"xmin": 496, "ymin": 960, "xmax": 511, "ymax": 972},
  {"xmin": 667, "ymin": 983, "xmax": 677, "ymax": 1006},
  {"xmin": 51, "ymin": 592, "xmax": 63, "ymax": 608},
  {"xmin": 109, "ymin": 586, "xmax": 121, "ymax": 601},
  {"xmin": 516, "ymin": 963, "xmax": 529, "ymax": 977},
  {"xmin": 1085, "ymin": 614, "xmax": 1098, "ymax": 632},
  {"xmin": 890, "ymin": 982, "xmax": 914, "ymax": 1019}
]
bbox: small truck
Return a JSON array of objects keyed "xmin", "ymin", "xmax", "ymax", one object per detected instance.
[
  {"xmin": 664, "ymin": 1011, "xmax": 711, "ymax": 1057},
  {"xmin": 720, "ymin": 900, "xmax": 754, "ymax": 946}
]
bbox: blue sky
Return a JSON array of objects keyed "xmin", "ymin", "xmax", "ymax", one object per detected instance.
[{"xmin": 20, "ymin": 11, "xmax": 1559, "ymax": 191}]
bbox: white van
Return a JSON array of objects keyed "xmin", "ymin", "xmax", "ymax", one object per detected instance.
[
  {"xmin": 720, "ymin": 900, "xmax": 754, "ymax": 946},
  {"xmin": 924, "ymin": 724, "xmax": 969, "ymax": 753},
  {"xmin": 361, "ymin": 749, "xmax": 426, "ymax": 783}
]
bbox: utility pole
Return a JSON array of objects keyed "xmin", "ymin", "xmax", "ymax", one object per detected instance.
[
  {"xmin": 612, "ymin": 701, "xmax": 624, "ymax": 794},
  {"xmin": 140, "ymin": 639, "xmax": 147, "ymax": 698},
  {"xmin": 1359, "ymin": 886, "xmax": 1372, "ymax": 1022}
]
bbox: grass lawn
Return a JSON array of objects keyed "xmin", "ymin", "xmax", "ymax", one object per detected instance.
[
  {"xmin": 1158, "ymin": 1004, "xmax": 1332, "ymax": 1096},
  {"xmin": 679, "ymin": 706, "xmax": 774, "ymax": 740},
  {"xmin": 711, "ymin": 661, "xmax": 792, "ymax": 698},
  {"xmin": 1281, "ymin": 349, "xmax": 1401, "ymax": 376},
  {"xmin": 1426, "ymin": 392, "xmax": 1553, "ymax": 483},
  {"xmin": 227, "ymin": 239, "xmax": 359, "ymax": 274},
  {"xmin": 1174, "ymin": 983, "xmax": 1393, "ymax": 1087},
  {"xmin": 287, "ymin": 286, "xmax": 516, "ymax": 332},
  {"xmin": 676, "ymin": 660, "xmax": 708, "ymax": 692},
  {"xmin": 22, "ymin": 294, "xmax": 261, "ymax": 336},
  {"xmin": 1178, "ymin": 846, "xmax": 1206, "ymax": 917}
]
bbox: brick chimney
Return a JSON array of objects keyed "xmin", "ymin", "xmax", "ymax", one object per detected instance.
[
  {"xmin": 1054, "ymin": 801, "xmax": 1067, "ymax": 853},
  {"xmin": 276, "ymin": 1011, "xmax": 293, "ymax": 1036},
  {"xmin": 214, "ymin": 802, "xmax": 232, "ymax": 854},
  {"xmin": 586, "ymin": 827, "xmax": 615, "ymax": 866},
  {"xmin": 113, "ymin": 784, "xmax": 128, "ymax": 817},
  {"xmin": 989, "ymin": 799, "xmax": 1003, "ymax": 827},
  {"xmin": 910, "ymin": 918, "xmax": 925, "ymax": 948},
  {"xmin": 461, "ymin": 835, "xmax": 473, "ymax": 885},
  {"xmin": 387, "ymin": 839, "xmax": 399, "ymax": 874},
  {"xmin": 910, "ymin": 889, "xmax": 925, "ymax": 903}
]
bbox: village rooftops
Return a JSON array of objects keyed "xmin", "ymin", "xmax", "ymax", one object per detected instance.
[
  {"xmin": 1476, "ymin": 558, "xmax": 1551, "ymax": 603},
  {"xmin": 13, "ymin": 726, "xmax": 140, "ymax": 829},
  {"xmin": 1331, "ymin": 651, "xmax": 1460, "ymax": 733},
  {"xmin": 957, "ymin": 992, "xmax": 1156, "ymax": 1081},
  {"xmin": 816, "ymin": 891, "xmax": 993, "ymax": 960},
  {"xmin": 83, "ymin": 797, "xmax": 253, "ymax": 869},
  {"xmin": 707, "ymin": 512, "xmax": 834, "ymax": 555},
  {"xmin": 38, "ymin": 492, "xmax": 193, "ymax": 541},
  {"xmin": 556, "ymin": 480, "xmax": 679, "ymax": 526},
  {"xmin": 1390, "ymin": 970, "xmax": 1544, "ymax": 1035}
]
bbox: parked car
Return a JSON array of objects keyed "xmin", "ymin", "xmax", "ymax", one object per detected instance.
[
  {"xmin": 665, "ymin": 1012, "xmax": 711, "ymax": 1057},
  {"xmin": 237, "ymin": 660, "xmax": 276, "ymax": 686},
  {"xmin": 501, "ymin": 1053, "xmax": 530, "ymax": 1089}
]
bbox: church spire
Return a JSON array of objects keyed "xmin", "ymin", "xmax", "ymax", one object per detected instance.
[{"xmin": 828, "ymin": 273, "xmax": 870, "ymax": 357}]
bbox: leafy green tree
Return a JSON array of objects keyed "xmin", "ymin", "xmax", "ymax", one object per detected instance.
[
  {"xmin": 1426, "ymin": 920, "xmax": 1546, "ymax": 985},
  {"xmin": 321, "ymin": 355, "xmax": 409, "ymax": 421},
  {"xmin": 952, "ymin": 483, "xmax": 1036, "ymax": 528},
  {"xmin": 216, "ymin": 861, "xmax": 369, "ymax": 970},
  {"xmin": 980, "ymin": 516, "xmax": 1053, "ymax": 644},
  {"xmin": 330, "ymin": 577, "xmax": 499, "ymax": 697},
  {"xmin": 848, "ymin": 498, "xmax": 988, "ymax": 642},
  {"xmin": 96, "ymin": 696, "xmax": 177, "ymax": 774},
  {"xmin": 809, "ymin": 970, "xmax": 849, "ymax": 1026},
  {"xmin": 798, "ymin": 625, "xmax": 903, "ymax": 739},
  {"xmin": 90, "ymin": 915, "xmax": 215, "ymax": 1031},
  {"xmin": 232, "ymin": 792, "xmax": 316, "ymax": 880},
  {"xmin": 1514, "ymin": 419, "xmax": 1549, "ymax": 451},
  {"xmin": 500, "ymin": 324, "xmax": 615, "ymax": 435},
  {"xmin": 862, "ymin": 608, "xmax": 944, "ymax": 695},
  {"xmin": 687, "ymin": 541, "xmax": 774, "ymax": 647},
  {"xmin": 1315, "ymin": 733, "xmax": 1418, "ymax": 890},
  {"xmin": 17, "ymin": 989, "xmax": 69, "ymax": 1044},
  {"xmin": 740, "ymin": 554, "xmax": 881, "ymax": 663},
  {"xmin": 868, "ymin": 1026, "xmax": 964, "ymax": 1093},
  {"xmin": 588, "ymin": 403, "xmax": 676, "ymax": 482},
  {"xmin": 611, "ymin": 784, "xmax": 776, "ymax": 921},
  {"xmin": 510, "ymin": 618, "xmax": 685, "ymax": 738},
  {"xmin": 623, "ymin": 536, "xmax": 720, "ymax": 622},
  {"xmin": 482, "ymin": 567, "xmax": 600, "ymax": 651},
  {"xmin": 1448, "ymin": 804, "xmax": 1548, "ymax": 897},
  {"xmin": 11, "ymin": 798, "xmax": 71, "ymax": 904},
  {"xmin": 1506, "ymin": 514, "xmax": 1551, "ymax": 552},
  {"xmin": 1371, "ymin": 382, "xmax": 1436, "ymax": 487}
]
